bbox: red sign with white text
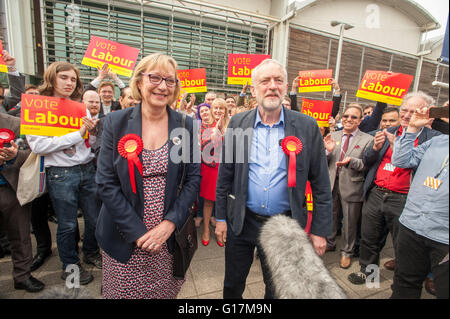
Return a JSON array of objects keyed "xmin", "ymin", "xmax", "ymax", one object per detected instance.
[
  {"xmin": 81, "ymin": 36, "xmax": 140, "ymax": 77},
  {"xmin": 177, "ymin": 68, "xmax": 207, "ymax": 93},
  {"xmin": 301, "ymin": 98, "xmax": 333, "ymax": 127},
  {"xmin": 227, "ymin": 53, "xmax": 271, "ymax": 85},
  {"xmin": 356, "ymin": 70, "xmax": 413, "ymax": 106},
  {"xmin": 298, "ymin": 69, "xmax": 332, "ymax": 93},
  {"xmin": 20, "ymin": 94, "xmax": 87, "ymax": 137}
]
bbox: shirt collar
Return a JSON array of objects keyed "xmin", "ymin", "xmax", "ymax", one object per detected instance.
[
  {"xmin": 344, "ymin": 128, "xmax": 359, "ymax": 137},
  {"xmin": 254, "ymin": 106, "xmax": 285, "ymax": 128}
]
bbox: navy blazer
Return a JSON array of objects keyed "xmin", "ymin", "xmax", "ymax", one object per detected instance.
[
  {"xmin": 215, "ymin": 107, "xmax": 333, "ymax": 238},
  {"xmin": 362, "ymin": 125, "xmax": 441, "ymax": 199},
  {"xmin": 95, "ymin": 104, "xmax": 201, "ymax": 264}
]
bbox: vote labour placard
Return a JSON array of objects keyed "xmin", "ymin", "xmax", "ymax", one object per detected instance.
[
  {"xmin": 227, "ymin": 53, "xmax": 271, "ymax": 85},
  {"xmin": 20, "ymin": 94, "xmax": 87, "ymax": 137},
  {"xmin": 356, "ymin": 70, "xmax": 413, "ymax": 106},
  {"xmin": 298, "ymin": 69, "xmax": 332, "ymax": 93},
  {"xmin": 0, "ymin": 40, "xmax": 7, "ymax": 73},
  {"xmin": 177, "ymin": 68, "xmax": 207, "ymax": 93},
  {"xmin": 81, "ymin": 36, "xmax": 139, "ymax": 77},
  {"xmin": 301, "ymin": 98, "xmax": 333, "ymax": 127}
]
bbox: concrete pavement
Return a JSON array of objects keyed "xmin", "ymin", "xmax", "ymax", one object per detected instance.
[{"xmin": 0, "ymin": 218, "xmax": 435, "ymax": 299}]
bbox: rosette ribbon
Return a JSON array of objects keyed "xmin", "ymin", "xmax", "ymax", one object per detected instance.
[
  {"xmin": 118, "ymin": 134, "xmax": 143, "ymax": 194},
  {"xmin": 0, "ymin": 128, "xmax": 15, "ymax": 148},
  {"xmin": 281, "ymin": 136, "xmax": 303, "ymax": 188}
]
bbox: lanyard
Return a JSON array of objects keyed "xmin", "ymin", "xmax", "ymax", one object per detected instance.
[{"xmin": 434, "ymin": 154, "xmax": 449, "ymax": 179}]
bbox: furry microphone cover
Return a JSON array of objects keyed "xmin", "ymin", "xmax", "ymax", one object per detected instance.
[{"xmin": 259, "ymin": 215, "xmax": 347, "ymax": 299}]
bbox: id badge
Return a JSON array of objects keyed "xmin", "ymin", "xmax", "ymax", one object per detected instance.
[
  {"xmin": 424, "ymin": 176, "xmax": 442, "ymax": 190},
  {"xmin": 383, "ymin": 163, "xmax": 396, "ymax": 172}
]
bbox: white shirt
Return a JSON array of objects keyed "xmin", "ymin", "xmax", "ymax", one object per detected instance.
[
  {"xmin": 102, "ymin": 104, "xmax": 112, "ymax": 114},
  {"xmin": 27, "ymin": 132, "xmax": 95, "ymax": 168}
]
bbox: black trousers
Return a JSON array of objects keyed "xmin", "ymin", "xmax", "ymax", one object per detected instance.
[
  {"xmin": 31, "ymin": 193, "xmax": 53, "ymax": 254},
  {"xmin": 391, "ymin": 223, "xmax": 449, "ymax": 299},
  {"xmin": 359, "ymin": 187, "xmax": 407, "ymax": 272},
  {"xmin": 223, "ymin": 210, "xmax": 275, "ymax": 299}
]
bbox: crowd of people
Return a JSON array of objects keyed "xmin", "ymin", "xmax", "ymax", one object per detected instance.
[{"xmin": 0, "ymin": 47, "xmax": 448, "ymax": 299}]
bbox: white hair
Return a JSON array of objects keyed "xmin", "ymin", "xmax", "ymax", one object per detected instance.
[
  {"xmin": 251, "ymin": 58, "xmax": 288, "ymax": 86},
  {"xmin": 401, "ymin": 91, "xmax": 435, "ymax": 108}
]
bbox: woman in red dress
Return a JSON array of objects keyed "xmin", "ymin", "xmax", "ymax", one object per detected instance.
[{"xmin": 197, "ymin": 98, "xmax": 229, "ymax": 246}]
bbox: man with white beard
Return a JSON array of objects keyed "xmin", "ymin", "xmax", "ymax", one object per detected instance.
[{"xmin": 215, "ymin": 59, "xmax": 332, "ymax": 299}]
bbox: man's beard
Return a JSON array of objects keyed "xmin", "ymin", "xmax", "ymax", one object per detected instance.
[{"xmin": 257, "ymin": 94, "xmax": 282, "ymax": 111}]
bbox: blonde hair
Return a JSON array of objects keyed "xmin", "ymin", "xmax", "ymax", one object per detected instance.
[
  {"xmin": 211, "ymin": 98, "xmax": 230, "ymax": 129},
  {"xmin": 129, "ymin": 52, "xmax": 181, "ymax": 106}
]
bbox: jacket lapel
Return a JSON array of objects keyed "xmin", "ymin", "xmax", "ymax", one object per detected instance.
[
  {"xmin": 241, "ymin": 108, "xmax": 257, "ymax": 201},
  {"xmin": 126, "ymin": 104, "xmax": 145, "ymax": 217},
  {"xmin": 346, "ymin": 131, "xmax": 362, "ymax": 156},
  {"xmin": 164, "ymin": 107, "xmax": 181, "ymax": 216}
]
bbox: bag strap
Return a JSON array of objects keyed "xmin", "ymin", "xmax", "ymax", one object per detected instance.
[{"xmin": 176, "ymin": 113, "xmax": 187, "ymax": 197}]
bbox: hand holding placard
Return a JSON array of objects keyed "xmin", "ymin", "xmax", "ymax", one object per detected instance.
[{"xmin": 82, "ymin": 36, "xmax": 139, "ymax": 78}]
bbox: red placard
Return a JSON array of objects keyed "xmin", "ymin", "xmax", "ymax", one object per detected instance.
[
  {"xmin": 0, "ymin": 40, "xmax": 7, "ymax": 73},
  {"xmin": 356, "ymin": 70, "xmax": 413, "ymax": 106},
  {"xmin": 20, "ymin": 94, "xmax": 87, "ymax": 137},
  {"xmin": 81, "ymin": 36, "xmax": 140, "ymax": 77},
  {"xmin": 177, "ymin": 68, "xmax": 207, "ymax": 93},
  {"xmin": 227, "ymin": 53, "xmax": 271, "ymax": 85},
  {"xmin": 301, "ymin": 98, "xmax": 333, "ymax": 127},
  {"xmin": 298, "ymin": 69, "xmax": 332, "ymax": 93}
]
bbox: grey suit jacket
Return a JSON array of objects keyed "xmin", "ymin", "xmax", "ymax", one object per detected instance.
[
  {"xmin": 327, "ymin": 129, "xmax": 373, "ymax": 202},
  {"xmin": 215, "ymin": 107, "xmax": 332, "ymax": 238},
  {"xmin": 0, "ymin": 113, "xmax": 30, "ymax": 191}
]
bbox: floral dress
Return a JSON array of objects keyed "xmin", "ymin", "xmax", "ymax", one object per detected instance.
[{"xmin": 102, "ymin": 142, "xmax": 184, "ymax": 299}]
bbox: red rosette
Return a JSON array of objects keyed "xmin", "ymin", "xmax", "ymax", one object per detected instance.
[
  {"xmin": 118, "ymin": 134, "xmax": 144, "ymax": 194},
  {"xmin": 281, "ymin": 136, "xmax": 303, "ymax": 188},
  {"xmin": 0, "ymin": 128, "xmax": 15, "ymax": 148}
]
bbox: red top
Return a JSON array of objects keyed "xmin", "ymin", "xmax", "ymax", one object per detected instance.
[
  {"xmin": 374, "ymin": 127, "xmax": 418, "ymax": 194},
  {"xmin": 200, "ymin": 121, "xmax": 222, "ymax": 167}
]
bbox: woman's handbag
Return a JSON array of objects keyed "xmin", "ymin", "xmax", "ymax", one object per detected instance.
[
  {"xmin": 16, "ymin": 152, "xmax": 46, "ymax": 206},
  {"xmin": 173, "ymin": 114, "xmax": 198, "ymax": 280}
]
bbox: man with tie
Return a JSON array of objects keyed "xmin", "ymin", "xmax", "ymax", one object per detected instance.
[{"xmin": 323, "ymin": 105, "xmax": 373, "ymax": 269}]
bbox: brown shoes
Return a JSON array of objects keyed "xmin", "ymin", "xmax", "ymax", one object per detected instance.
[
  {"xmin": 384, "ymin": 259, "xmax": 395, "ymax": 271},
  {"xmin": 340, "ymin": 255, "xmax": 351, "ymax": 269}
]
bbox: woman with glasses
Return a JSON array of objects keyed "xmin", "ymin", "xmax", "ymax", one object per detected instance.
[{"xmin": 96, "ymin": 53, "xmax": 201, "ymax": 299}]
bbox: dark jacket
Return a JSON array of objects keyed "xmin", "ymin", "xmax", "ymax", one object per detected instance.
[
  {"xmin": 95, "ymin": 104, "xmax": 201, "ymax": 263},
  {"xmin": 362, "ymin": 125, "xmax": 442, "ymax": 198},
  {"xmin": 0, "ymin": 113, "xmax": 31, "ymax": 191},
  {"xmin": 215, "ymin": 107, "xmax": 332, "ymax": 238}
]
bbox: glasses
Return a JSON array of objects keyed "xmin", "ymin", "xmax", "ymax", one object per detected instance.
[
  {"xmin": 142, "ymin": 73, "xmax": 178, "ymax": 88},
  {"xmin": 342, "ymin": 114, "xmax": 359, "ymax": 120}
]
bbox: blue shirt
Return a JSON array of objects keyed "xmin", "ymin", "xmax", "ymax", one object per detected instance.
[
  {"xmin": 392, "ymin": 132, "xmax": 449, "ymax": 245},
  {"xmin": 246, "ymin": 107, "xmax": 291, "ymax": 216}
]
